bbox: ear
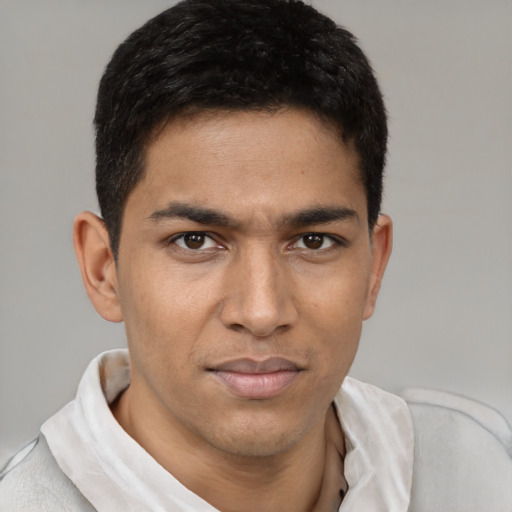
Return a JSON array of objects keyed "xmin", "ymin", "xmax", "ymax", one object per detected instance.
[
  {"xmin": 363, "ymin": 214, "xmax": 393, "ymax": 320},
  {"xmin": 73, "ymin": 211, "xmax": 123, "ymax": 322}
]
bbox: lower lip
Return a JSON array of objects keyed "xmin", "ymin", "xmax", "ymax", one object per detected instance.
[{"xmin": 212, "ymin": 370, "xmax": 300, "ymax": 399}]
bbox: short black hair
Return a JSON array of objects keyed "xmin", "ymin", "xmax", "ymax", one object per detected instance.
[{"xmin": 95, "ymin": 0, "xmax": 387, "ymax": 257}]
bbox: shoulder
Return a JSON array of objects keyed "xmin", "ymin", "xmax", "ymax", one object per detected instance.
[
  {"xmin": 0, "ymin": 435, "xmax": 95, "ymax": 512},
  {"xmin": 403, "ymin": 388, "xmax": 512, "ymax": 512}
]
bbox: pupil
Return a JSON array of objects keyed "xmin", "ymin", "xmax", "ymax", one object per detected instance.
[
  {"xmin": 304, "ymin": 234, "xmax": 323, "ymax": 249},
  {"xmin": 185, "ymin": 233, "xmax": 204, "ymax": 249}
]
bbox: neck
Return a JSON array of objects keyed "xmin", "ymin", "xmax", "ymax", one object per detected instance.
[
  {"xmin": 112, "ymin": 388, "xmax": 336, "ymax": 512},
  {"xmin": 184, "ymin": 432, "xmax": 327, "ymax": 512}
]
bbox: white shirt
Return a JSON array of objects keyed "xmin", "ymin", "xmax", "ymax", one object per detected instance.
[{"xmin": 41, "ymin": 350, "xmax": 414, "ymax": 511}]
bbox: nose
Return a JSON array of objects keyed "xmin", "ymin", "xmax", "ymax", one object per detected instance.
[{"xmin": 219, "ymin": 245, "xmax": 298, "ymax": 337}]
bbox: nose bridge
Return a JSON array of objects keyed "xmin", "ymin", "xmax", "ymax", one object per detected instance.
[
  {"xmin": 221, "ymin": 241, "xmax": 297, "ymax": 336},
  {"xmin": 245, "ymin": 243, "xmax": 279, "ymax": 308}
]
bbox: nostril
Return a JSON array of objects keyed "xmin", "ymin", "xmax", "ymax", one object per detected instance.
[{"xmin": 227, "ymin": 323, "xmax": 245, "ymax": 332}]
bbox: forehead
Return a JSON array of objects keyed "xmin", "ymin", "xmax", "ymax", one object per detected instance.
[{"xmin": 127, "ymin": 108, "xmax": 366, "ymax": 226}]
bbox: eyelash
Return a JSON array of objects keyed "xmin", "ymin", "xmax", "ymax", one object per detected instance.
[
  {"xmin": 166, "ymin": 231, "xmax": 347, "ymax": 253},
  {"xmin": 167, "ymin": 232, "xmax": 220, "ymax": 250},
  {"xmin": 290, "ymin": 232, "xmax": 347, "ymax": 251}
]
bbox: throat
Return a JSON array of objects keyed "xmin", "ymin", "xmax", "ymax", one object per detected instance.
[
  {"xmin": 112, "ymin": 383, "xmax": 346, "ymax": 512},
  {"xmin": 189, "ymin": 440, "xmax": 329, "ymax": 512},
  {"xmin": 195, "ymin": 405, "xmax": 347, "ymax": 512}
]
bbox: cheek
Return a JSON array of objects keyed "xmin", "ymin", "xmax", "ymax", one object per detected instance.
[
  {"xmin": 316, "ymin": 318, "xmax": 362, "ymax": 375},
  {"xmin": 118, "ymin": 266, "xmax": 178, "ymax": 354},
  {"xmin": 119, "ymin": 262, "xmax": 220, "ymax": 372},
  {"xmin": 305, "ymin": 266, "xmax": 371, "ymax": 330},
  {"xmin": 304, "ymin": 269, "xmax": 369, "ymax": 371}
]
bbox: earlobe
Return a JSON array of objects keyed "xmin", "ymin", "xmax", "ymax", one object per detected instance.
[
  {"xmin": 363, "ymin": 214, "xmax": 393, "ymax": 320},
  {"xmin": 73, "ymin": 211, "xmax": 123, "ymax": 323}
]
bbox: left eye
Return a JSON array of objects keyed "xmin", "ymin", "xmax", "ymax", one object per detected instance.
[
  {"xmin": 173, "ymin": 233, "xmax": 218, "ymax": 250},
  {"xmin": 294, "ymin": 233, "xmax": 337, "ymax": 250}
]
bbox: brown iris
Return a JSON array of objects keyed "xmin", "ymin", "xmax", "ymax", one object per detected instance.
[
  {"xmin": 183, "ymin": 233, "xmax": 206, "ymax": 249},
  {"xmin": 302, "ymin": 234, "xmax": 324, "ymax": 249}
]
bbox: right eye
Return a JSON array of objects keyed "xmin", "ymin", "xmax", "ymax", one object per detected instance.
[{"xmin": 171, "ymin": 232, "xmax": 218, "ymax": 250}]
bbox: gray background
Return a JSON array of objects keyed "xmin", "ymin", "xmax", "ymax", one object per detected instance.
[{"xmin": 1, "ymin": 0, "xmax": 511, "ymax": 463}]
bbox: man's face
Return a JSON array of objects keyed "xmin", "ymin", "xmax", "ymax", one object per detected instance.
[{"xmin": 113, "ymin": 109, "xmax": 385, "ymax": 458}]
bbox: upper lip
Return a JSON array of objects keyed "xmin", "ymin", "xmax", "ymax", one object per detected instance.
[{"xmin": 208, "ymin": 357, "xmax": 302, "ymax": 374}]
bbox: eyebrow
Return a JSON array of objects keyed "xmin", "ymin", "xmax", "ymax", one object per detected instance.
[
  {"xmin": 148, "ymin": 201, "xmax": 359, "ymax": 229},
  {"xmin": 282, "ymin": 206, "xmax": 359, "ymax": 228},
  {"xmin": 148, "ymin": 202, "xmax": 239, "ymax": 228}
]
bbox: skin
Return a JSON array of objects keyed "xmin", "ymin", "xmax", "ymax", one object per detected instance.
[{"xmin": 74, "ymin": 109, "xmax": 392, "ymax": 512}]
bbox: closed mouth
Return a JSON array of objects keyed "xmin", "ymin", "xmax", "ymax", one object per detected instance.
[{"xmin": 207, "ymin": 357, "xmax": 303, "ymax": 399}]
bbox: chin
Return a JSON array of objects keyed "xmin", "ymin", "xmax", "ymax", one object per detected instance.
[
  {"xmin": 202, "ymin": 418, "xmax": 306, "ymax": 459},
  {"xmin": 214, "ymin": 434, "xmax": 299, "ymax": 459}
]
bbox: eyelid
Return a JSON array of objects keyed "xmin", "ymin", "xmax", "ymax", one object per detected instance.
[
  {"xmin": 167, "ymin": 231, "xmax": 223, "ymax": 250},
  {"xmin": 289, "ymin": 232, "xmax": 348, "ymax": 250},
  {"xmin": 164, "ymin": 231, "xmax": 347, "ymax": 251}
]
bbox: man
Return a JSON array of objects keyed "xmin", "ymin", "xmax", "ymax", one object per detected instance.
[{"xmin": 1, "ymin": 1, "xmax": 510, "ymax": 511}]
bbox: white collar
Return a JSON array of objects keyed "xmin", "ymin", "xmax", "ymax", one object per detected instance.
[
  {"xmin": 42, "ymin": 349, "xmax": 413, "ymax": 511},
  {"xmin": 334, "ymin": 377, "xmax": 414, "ymax": 510}
]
